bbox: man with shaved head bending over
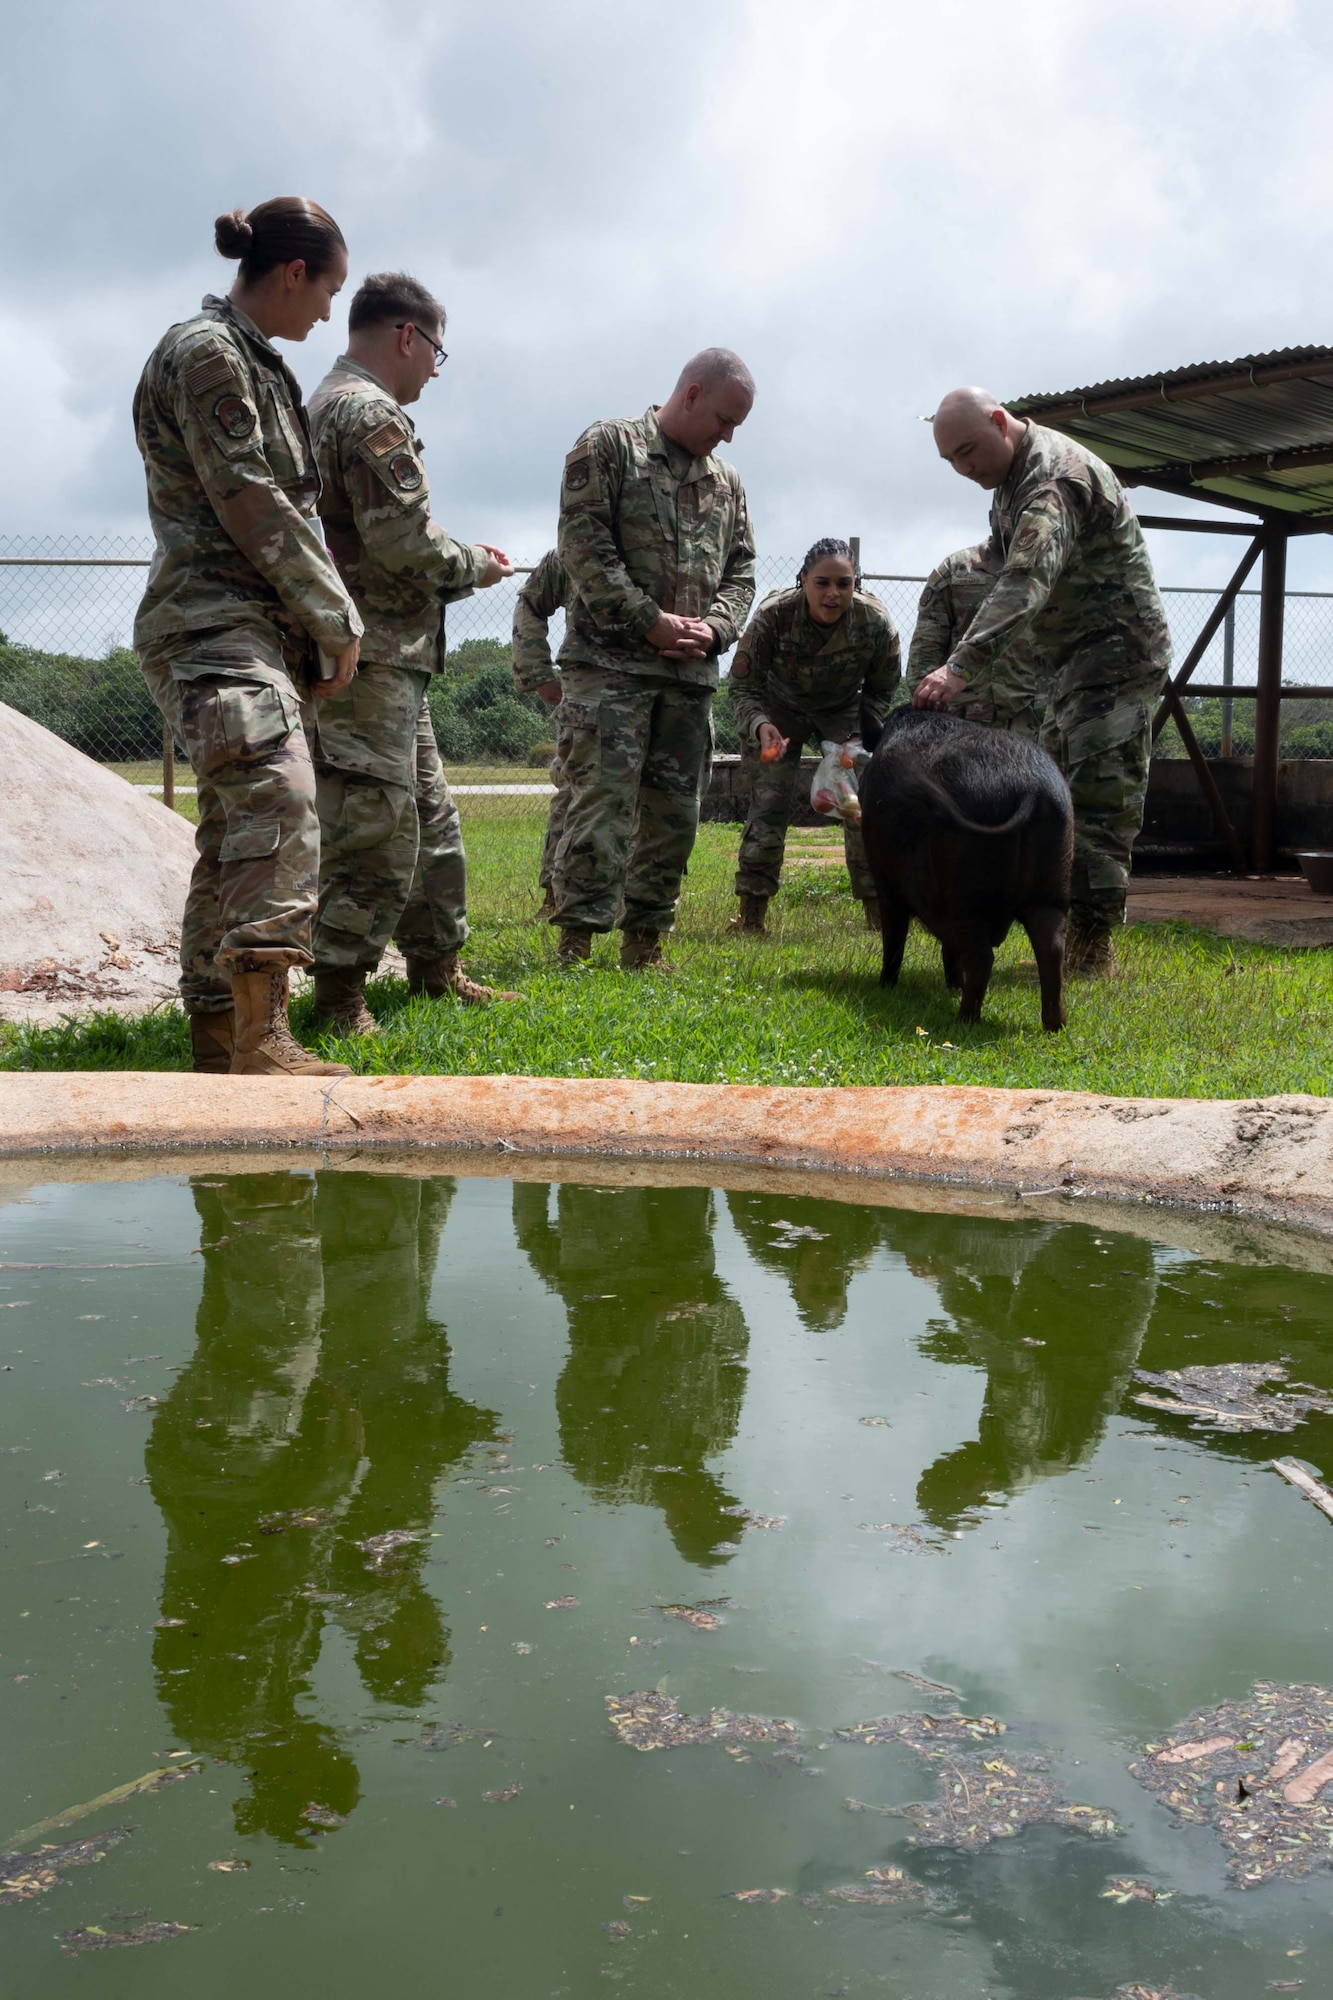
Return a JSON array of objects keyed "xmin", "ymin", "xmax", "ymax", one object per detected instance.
[{"xmin": 916, "ymin": 387, "xmax": 1171, "ymax": 977}]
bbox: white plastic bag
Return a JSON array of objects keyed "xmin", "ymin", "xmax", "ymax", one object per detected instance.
[{"xmin": 810, "ymin": 740, "xmax": 867, "ymax": 826}]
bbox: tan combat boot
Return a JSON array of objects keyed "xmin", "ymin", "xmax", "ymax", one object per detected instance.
[
  {"xmin": 862, "ymin": 897, "xmax": 882, "ymax": 934},
  {"xmin": 727, "ymin": 894, "xmax": 769, "ymax": 936},
  {"xmin": 619, "ymin": 929, "xmax": 668, "ymax": 971},
  {"xmin": 1065, "ymin": 917, "xmax": 1119, "ymax": 979},
  {"xmin": 189, "ymin": 1009, "xmax": 235, "ymax": 1075},
  {"xmin": 556, "ymin": 928, "xmax": 594, "ymax": 970},
  {"xmin": 311, "ymin": 967, "xmax": 380, "ymax": 1037},
  {"xmin": 404, "ymin": 952, "xmax": 518, "ymax": 1004},
  {"xmin": 229, "ymin": 962, "xmax": 352, "ymax": 1077}
]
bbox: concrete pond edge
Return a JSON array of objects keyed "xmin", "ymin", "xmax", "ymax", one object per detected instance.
[{"xmin": 2, "ymin": 1072, "xmax": 1332, "ymax": 1235}]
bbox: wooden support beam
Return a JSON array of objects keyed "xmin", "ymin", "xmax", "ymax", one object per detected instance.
[
  {"xmin": 1160, "ymin": 686, "xmax": 1249, "ymax": 875},
  {"xmin": 1252, "ymin": 522, "xmax": 1288, "ymax": 872},
  {"xmin": 1151, "ymin": 535, "xmax": 1263, "ymax": 741}
]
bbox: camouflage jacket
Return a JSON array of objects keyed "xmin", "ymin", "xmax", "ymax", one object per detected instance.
[
  {"xmin": 950, "ymin": 422, "xmax": 1171, "ymax": 689},
  {"xmin": 556, "ymin": 405, "xmax": 755, "ymax": 689},
  {"xmin": 309, "ymin": 357, "xmax": 490, "ymax": 674},
  {"xmin": 132, "ymin": 294, "xmax": 361, "ymax": 667},
  {"xmin": 512, "ymin": 548, "xmax": 570, "ymax": 695},
  {"xmin": 729, "ymin": 587, "xmax": 900, "ymax": 743},
  {"xmin": 907, "ymin": 542, "xmax": 1004, "ymax": 685}
]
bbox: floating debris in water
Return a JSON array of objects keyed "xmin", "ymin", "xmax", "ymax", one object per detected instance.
[
  {"xmin": 603, "ymin": 1917, "xmax": 632, "ymax": 1937},
  {"xmin": 259, "ymin": 1508, "xmax": 330, "ymax": 1535},
  {"xmin": 858, "ymin": 1417, "xmax": 891, "ymax": 1428},
  {"xmin": 891, "ymin": 1670, "xmax": 962, "ymax": 1697},
  {"xmin": 512, "ymin": 1641, "xmax": 533, "ymax": 1655},
  {"xmin": 900, "ymin": 1752, "xmax": 1120, "ymax": 1853},
  {"xmin": 300, "ymin": 1803, "xmax": 344, "ymax": 1830},
  {"xmin": 722, "ymin": 1887, "xmax": 788, "ymax": 1903},
  {"xmin": 824, "ymin": 1867, "xmax": 935, "ymax": 1907},
  {"xmin": 836, "ymin": 1711, "xmax": 1004, "ymax": 1753},
  {"xmin": 1101, "ymin": 1876, "xmax": 1173, "ymax": 1904},
  {"xmin": 357, "ymin": 1529, "xmax": 419, "ymax": 1568},
  {"xmin": 857, "ymin": 1523, "xmax": 945, "ymax": 1556},
  {"xmin": 1133, "ymin": 1364, "xmax": 1333, "ymax": 1434},
  {"xmin": 658, "ymin": 1599, "xmax": 732, "ymax": 1631},
  {"xmin": 1070, "ymin": 1987, "xmax": 1202, "ymax": 2000},
  {"xmin": 1131, "ymin": 1681, "xmax": 1333, "ymax": 1887},
  {"xmin": 544, "ymin": 1596, "xmax": 580, "ymax": 1611},
  {"xmin": 207, "ymin": 1858, "xmax": 248, "ymax": 1873},
  {"xmin": 58, "ymin": 1919, "xmax": 192, "ymax": 1953},
  {"xmin": 606, "ymin": 1692, "xmax": 799, "ymax": 1754},
  {"xmin": 843, "ymin": 1797, "xmax": 897, "ymax": 1816},
  {"xmin": 415, "ymin": 1723, "xmax": 490, "ymax": 1753},
  {"xmin": 0, "ymin": 1827, "xmax": 132, "ymax": 1905},
  {"xmin": 482, "ymin": 1784, "xmax": 522, "ymax": 1804}
]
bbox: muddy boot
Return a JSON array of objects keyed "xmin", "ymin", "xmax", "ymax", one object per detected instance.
[
  {"xmin": 404, "ymin": 952, "xmax": 518, "ymax": 1004},
  {"xmin": 229, "ymin": 962, "xmax": 351, "ymax": 1077},
  {"xmin": 727, "ymin": 894, "xmax": 769, "ymax": 936},
  {"xmin": 311, "ymin": 967, "xmax": 380, "ymax": 1037},
  {"xmin": 556, "ymin": 927, "xmax": 594, "ymax": 970},
  {"xmin": 1065, "ymin": 917, "xmax": 1119, "ymax": 979},
  {"xmin": 619, "ymin": 929, "xmax": 668, "ymax": 971},
  {"xmin": 189, "ymin": 1009, "xmax": 235, "ymax": 1075},
  {"xmin": 862, "ymin": 897, "xmax": 882, "ymax": 934}
]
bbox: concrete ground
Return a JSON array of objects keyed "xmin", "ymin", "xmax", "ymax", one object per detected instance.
[{"xmin": 1128, "ymin": 873, "xmax": 1333, "ymax": 947}]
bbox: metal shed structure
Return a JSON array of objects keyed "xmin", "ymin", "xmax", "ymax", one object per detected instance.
[{"xmin": 1010, "ymin": 347, "xmax": 1333, "ymax": 871}]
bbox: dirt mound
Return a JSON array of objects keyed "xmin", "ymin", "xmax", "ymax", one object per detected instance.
[{"xmin": 0, "ymin": 701, "xmax": 193, "ymax": 1024}]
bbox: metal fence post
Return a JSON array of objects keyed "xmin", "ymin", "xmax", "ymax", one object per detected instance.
[
  {"xmin": 849, "ymin": 536, "xmax": 861, "ymax": 575},
  {"xmin": 1220, "ymin": 601, "xmax": 1235, "ymax": 759},
  {"xmin": 1252, "ymin": 521, "xmax": 1288, "ymax": 873}
]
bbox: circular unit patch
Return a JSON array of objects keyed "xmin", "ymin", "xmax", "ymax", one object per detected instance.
[
  {"xmin": 215, "ymin": 394, "xmax": 256, "ymax": 439},
  {"xmin": 390, "ymin": 453, "xmax": 423, "ymax": 492}
]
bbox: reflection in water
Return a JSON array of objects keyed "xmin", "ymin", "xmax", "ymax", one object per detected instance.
[
  {"xmin": 145, "ymin": 1172, "xmax": 497, "ymax": 1846},
  {"xmin": 894, "ymin": 1216, "xmax": 1158, "ymax": 1529},
  {"xmin": 725, "ymin": 1191, "xmax": 888, "ymax": 1332},
  {"xmin": 514, "ymin": 1183, "xmax": 750, "ymax": 1566}
]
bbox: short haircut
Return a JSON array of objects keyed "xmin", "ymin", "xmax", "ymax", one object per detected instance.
[
  {"xmin": 348, "ymin": 271, "xmax": 446, "ymax": 335},
  {"xmin": 675, "ymin": 347, "xmax": 755, "ymax": 398}
]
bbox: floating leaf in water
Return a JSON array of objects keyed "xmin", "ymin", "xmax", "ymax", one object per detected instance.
[
  {"xmin": 482, "ymin": 1784, "xmax": 522, "ymax": 1804},
  {"xmin": 207, "ymin": 1858, "xmax": 249, "ymax": 1873},
  {"xmin": 836, "ymin": 1711, "xmax": 1004, "ymax": 1752},
  {"xmin": 300, "ymin": 1803, "xmax": 344, "ymax": 1830},
  {"xmin": 58, "ymin": 1920, "xmax": 191, "ymax": 1953},
  {"xmin": 1131, "ymin": 1681, "xmax": 1333, "ymax": 1887},
  {"xmin": 259, "ymin": 1508, "xmax": 330, "ymax": 1535},
  {"xmin": 544, "ymin": 1596, "xmax": 579, "ymax": 1611},
  {"xmin": 825, "ymin": 1867, "xmax": 933, "ymax": 1907},
  {"xmin": 1101, "ymin": 1876, "xmax": 1172, "ymax": 1904},
  {"xmin": 658, "ymin": 1600, "xmax": 731, "ymax": 1632},
  {"xmin": 723, "ymin": 1887, "xmax": 788, "ymax": 1903},
  {"xmin": 357, "ymin": 1529, "xmax": 419, "ymax": 1568},
  {"xmin": 607, "ymin": 1692, "xmax": 799, "ymax": 1755},
  {"xmin": 858, "ymin": 1417, "xmax": 890, "ymax": 1428}
]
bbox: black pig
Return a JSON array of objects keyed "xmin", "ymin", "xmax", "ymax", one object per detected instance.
[{"xmin": 859, "ymin": 709, "xmax": 1073, "ymax": 1031}]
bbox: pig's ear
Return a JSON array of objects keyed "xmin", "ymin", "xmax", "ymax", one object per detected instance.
[{"xmin": 860, "ymin": 707, "xmax": 884, "ymax": 753}]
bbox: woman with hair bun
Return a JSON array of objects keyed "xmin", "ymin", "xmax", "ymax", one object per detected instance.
[
  {"xmin": 727, "ymin": 539, "xmax": 901, "ymax": 936},
  {"xmin": 133, "ymin": 197, "xmax": 363, "ymax": 1075}
]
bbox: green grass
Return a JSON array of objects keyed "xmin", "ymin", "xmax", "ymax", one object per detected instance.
[{"xmin": 4, "ymin": 820, "xmax": 1332, "ymax": 1098}]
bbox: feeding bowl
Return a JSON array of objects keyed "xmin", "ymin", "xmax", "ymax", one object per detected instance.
[{"xmin": 1296, "ymin": 851, "xmax": 1333, "ymax": 895}]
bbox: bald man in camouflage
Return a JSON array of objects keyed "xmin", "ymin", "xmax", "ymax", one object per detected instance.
[{"xmin": 916, "ymin": 389, "xmax": 1171, "ymax": 976}]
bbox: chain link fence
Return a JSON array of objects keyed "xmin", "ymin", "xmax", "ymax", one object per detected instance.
[{"xmin": 4, "ymin": 537, "xmax": 1333, "ymax": 813}]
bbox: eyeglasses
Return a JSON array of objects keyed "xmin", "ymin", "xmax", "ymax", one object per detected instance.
[{"xmin": 396, "ymin": 322, "xmax": 447, "ymax": 364}]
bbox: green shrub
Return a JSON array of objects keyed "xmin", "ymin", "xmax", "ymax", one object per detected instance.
[{"xmin": 0, "ymin": 642, "xmax": 161, "ymax": 760}]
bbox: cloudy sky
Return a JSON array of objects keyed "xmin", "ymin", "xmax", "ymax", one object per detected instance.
[{"xmin": 6, "ymin": 0, "xmax": 1333, "ymax": 590}]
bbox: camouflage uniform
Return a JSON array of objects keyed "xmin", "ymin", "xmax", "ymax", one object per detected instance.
[
  {"xmin": 512, "ymin": 548, "xmax": 572, "ymax": 893},
  {"xmin": 949, "ymin": 423, "xmax": 1172, "ymax": 929},
  {"xmin": 308, "ymin": 357, "xmax": 490, "ymax": 971},
  {"xmin": 133, "ymin": 294, "xmax": 362, "ymax": 1012},
  {"xmin": 729, "ymin": 586, "xmax": 900, "ymax": 902},
  {"xmin": 906, "ymin": 541, "xmax": 1048, "ymax": 738},
  {"xmin": 554, "ymin": 406, "xmax": 756, "ymax": 935}
]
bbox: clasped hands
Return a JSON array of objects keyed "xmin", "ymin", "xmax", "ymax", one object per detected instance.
[{"xmin": 646, "ymin": 612, "xmax": 715, "ymax": 661}]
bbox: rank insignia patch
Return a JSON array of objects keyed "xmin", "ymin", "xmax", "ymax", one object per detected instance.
[
  {"xmin": 215, "ymin": 394, "xmax": 256, "ymax": 439},
  {"xmin": 390, "ymin": 452, "xmax": 423, "ymax": 491}
]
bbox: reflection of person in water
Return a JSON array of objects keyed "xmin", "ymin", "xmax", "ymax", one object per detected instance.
[
  {"xmin": 725, "ymin": 1190, "xmax": 890, "ymax": 1333},
  {"xmin": 890, "ymin": 1214, "xmax": 1157, "ymax": 1531},
  {"xmin": 145, "ymin": 1171, "xmax": 497, "ymax": 1846},
  {"xmin": 513, "ymin": 1181, "xmax": 750, "ymax": 1566}
]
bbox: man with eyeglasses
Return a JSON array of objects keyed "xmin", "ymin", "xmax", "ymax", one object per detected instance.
[{"xmin": 307, "ymin": 271, "xmax": 517, "ymax": 1029}]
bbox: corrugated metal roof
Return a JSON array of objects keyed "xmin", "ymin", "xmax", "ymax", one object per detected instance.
[{"xmin": 1008, "ymin": 348, "xmax": 1333, "ymax": 517}]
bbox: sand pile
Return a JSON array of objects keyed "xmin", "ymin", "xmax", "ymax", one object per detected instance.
[{"xmin": 0, "ymin": 700, "xmax": 194, "ymax": 1025}]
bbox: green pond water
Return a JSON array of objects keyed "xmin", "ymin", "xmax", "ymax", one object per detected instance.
[{"xmin": 3, "ymin": 1165, "xmax": 1333, "ymax": 1998}]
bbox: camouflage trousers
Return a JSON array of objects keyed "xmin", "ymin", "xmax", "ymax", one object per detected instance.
[
  {"xmin": 312, "ymin": 663, "xmax": 468, "ymax": 972},
  {"xmin": 539, "ymin": 729, "xmax": 572, "ymax": 891},
  {"xmin": 735, "ymin": 735, "xmax": 875, "ymax": 902},
  {"xmin": 1041, "ymin": 658, "xmax": 1167, "ymax": 928},
  {"xmin": 552, "ymin": 668, "xmax": 712, "ymax": 933},
  {"xmin": 140, "ymin": 645, "xmax": 319, "ymax": 1014}
]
